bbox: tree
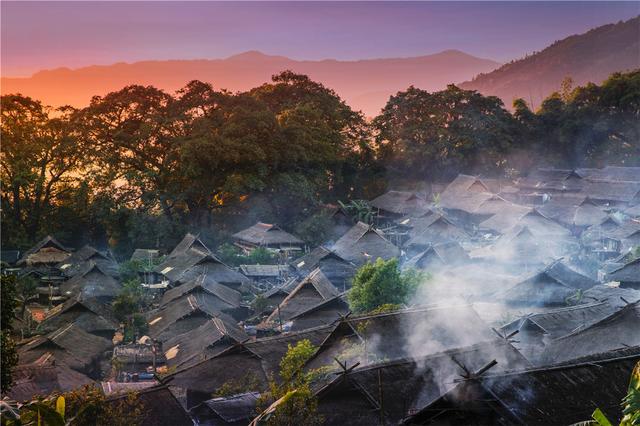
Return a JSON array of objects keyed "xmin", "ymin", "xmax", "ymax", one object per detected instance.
[
  {"xmin": 347, "ymin": 258, "xmax": 423, "ymax": 314},
  {"xmin": 1, "ymin": 95, "xmax": 86, "ymax": 245},
  {"xmin": 254, "ymin": 339, "xmax": 323, "ymax": 426},
  {"xmin": 1, "ymin": 275, "xmax": 19, "ymax": 393},
  {"xmin": 373, "ymin": 85, "xmax": 517, "ymax": 180}
]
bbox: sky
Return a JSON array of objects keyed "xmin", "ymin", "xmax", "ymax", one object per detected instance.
[{"xmin": 2, "ymin": 1, "xmax": 639, "ymax": 77}]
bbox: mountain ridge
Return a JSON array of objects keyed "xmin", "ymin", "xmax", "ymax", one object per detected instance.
[{"xmin": 1, "ymin": 50, "xmax": 500, "ymax": 117}]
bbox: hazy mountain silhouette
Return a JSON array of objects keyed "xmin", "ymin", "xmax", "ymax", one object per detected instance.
[
  {"xmin": 1, "ymin": 50, "xmax": 499, "ymax": 116},
  {"xmin": 460, "ymin": 17, "xmax": 640, "ymax": 110}
]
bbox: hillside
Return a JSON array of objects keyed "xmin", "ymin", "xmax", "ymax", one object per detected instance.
[
  {"xmin": 461, "ymin": 17, "xmax": 640, "ymax": 109},
  {"xmin": 1, "ymin": 50, "xmax": 499, "ymax": 117}
]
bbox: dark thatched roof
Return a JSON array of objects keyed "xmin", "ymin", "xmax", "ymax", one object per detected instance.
[
  {"xmin": 502, "ymin": 260, "xmax": 598, "ymax": 307},
  {"xmin": 541, "ymin": 302, "xmax": 640, "ymax": 363},
  {"xmin": 19, "ymin": 323, "xmax": 112, "ymax": 375},
  {"xmin": 403, "ymin": 242, "xmax": 469, "ymax": 271},
  {"xmin": 163, "ymin": 324, "xmax": 336, "ymax": 394},
  {"xmin": 291, "ymin": 247, "xmax": 356, "ymax": 290},
  {"xmin": 168, "ymin": 233, "xmax": 211, "ymax": 258},
  {"xmin": 7, "ymin": 353, "xmax": 94, "ymax": 402},
  {"xmin": 147, "ymin": 293, "xmax": 239, "ymax": 342},
  {"xmin": 58, "ymin": 261, "xmax": 122, "ymax": 301},
  {"xmin": 607, "ymin": 258, "xmax": 640, "ymax": 285},
  {"xmin": 17, "ymin": 236, "xmax": 71, "ymax": 266},
  {"xmin": 583, "ymin": 180, "xmax": 640, "ymax": 203},
  {"xmin": 405, "ymin": 214, "xmax": 470, "ymax": 247},
  {"xmin": 239, "ymin": 264, "xmax": 290, "ymax": 278},
  {"xmin": 56, "ymin": 245, "xmax": 118, "ymax": 278},
  {"xmin": 369, "ymin": 190, "xmax": 431, "ymax": 216},
  {"xmin": 192, "ymin": 391, "xmax": 260, "ymax": 425},
  {"xmin": 160, "ymin": 275, "xmax": 242, "ymax": 309},
  {"xmin": 232, "ymin": 222, "xmax": 303, "ymax": 247},
  {"xmin": 306, "ymin": 305, "xmax": 513, "ymax": 372},
  {"xmin": 314, "ymin": 339, "xmax": 527, "ymax": 426},
  {"xmin": 331, "ymin": 222, "xmax": 400, "ymax": 266},
  {"xmin": 163, "ymin": 317, "xmax": 248, "ymax": 369},
  {"xmin": 154, "ymin": 248, "xmax": 249, "ymax": 287},
  {"xmin": 130, "ymin": 248, "xmax": 160, "ymax": 263},
  {"xmin": 289, "ymin": 295, "xmax": 350, "ymax": 331},
  {"xmin": 440, "ymin": 174, "xmax": 491, "ymax": 197},
  {"xmin": 108, "ymin": 385, "xmax": 192, "ymax": 426},
  {"xmin": 407, "ymin": 349, "xmax": 639, "ymax": 426},
  {"xmin": 38, "ymin": 294, "xmax": 118, "ymax": 337},
  {"xmin": 265, "ymin": 268, "xmax": 339, "ymax": 324}
]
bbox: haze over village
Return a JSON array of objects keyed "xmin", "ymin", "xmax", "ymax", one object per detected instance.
[{"xmin": 1, "ymin": 2, "xmax": 639, "ymax": 426}]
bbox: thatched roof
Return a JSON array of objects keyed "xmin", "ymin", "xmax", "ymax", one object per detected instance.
[
  {"xmin": 154, "ymin": 248, "xmax": 249, "ymax": 287},
  {"xmin": 265, "ymin": 268, "xmax": 339, "ymax": 324},
  {"xmin": 160, "ymin": 275, "xmax": 242, "ymax": 309},
  {"xmin": 314, "ymin": 339, "xmax": 527, "ymax": 426},
  {"xmin": 7, "ymin": 353, "xmax": 94, "ymax": 402},
  {"xmin": 607, "ymin": 257, "xmax": 640, "ymax": 285},
  {"xmin": 18, "ymin": 236, "xmax": 71, "ymax": 266},
  {"xmin": 232, "ymin": 222, "xmax": 303, "ymax": 247},
  {"xmin": 130, "ymin": 249, "xmax": 160, "ymax": 263},
  {"xmin": 19, "ymin": 323, "xmax": 112, "ymax": 375},
  {"xmin": 107, "ymin": 385, "xmax": 192, "ymax": 426},
  {"xmin": 192, "ymin": 392, "xmax": 260, "ymax": 425},
  {"xmin": 147, "ymin": 293, "xmax": 238, "ymax": 342},
  {"xmin": 405, "ymin": 214, "xmax": 470, "ymax": 247},
  {"xmin": 408, "ymin": 349, "xmax": 639, "ymax": 426},
  {"xmin": 502, "ymin": 260, "xmax": 598, "ymax": 306},
  {"xmin": 403, "ymin": 241, "xmax": 469, "ymax": 271},
  {"xmin": 163, "ymin": 324, "xmax": 335, "ymax": 395},
  {"xmin": 441, "ymin": 174, "xmax": 491, "ymax": 196},
  {"xmin": 332, "ymin": 222, "xmax": 400, "ymax": 266},
  {"xmin": 57, "ymin": 245, "xmax": 118, "ymax": 278},
  {"xmin": 583, "ymin": 180, "xmax": 640, "ymax": 203},
  {"xmin": 239, "ymin": 264, "xmax": 290, "ymax": 278},
  {"xmin": 59, "ymin": 261, "xmax": 122, "ymax": 301},
  {"xmin": 369, "ymin": 190, "xmax": 431, "ymax": 216},
  {"xmin": 168, "ymin": 233, "xmax": 211, "ymax": 258},
  {"xmin": 540, "ymin": 302, "xmax": 640, "ymax": 363},
  {"xmin": 306, "ymin": 305, "xmax": 512, "ymax": 372},
  {"xmin": 291, "ymin": 247, "xmax": 356, "ymax": 290},
  {"xmin": 500, "ymin": 301, "xmax": 617, "ymax": 341},
  {"xmin": 579, "ymin": 166, "xmax": 640, "ymax": 183},
  {"xmin": 289, "ymin": 295, "xmax": 350, "ymax": 331},
  {"xmin": 163, "ymin": 317, "xmax": 248, "ymax": 369},
  {"xmin": 38, "ymin": 294, "xmax": 118, "ymax": 337},
  {"xmin": 113, "ymin": 343, "xmax": 165, "ymax": 366}
]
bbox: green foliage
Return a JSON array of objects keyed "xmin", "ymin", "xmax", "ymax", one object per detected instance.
[
  {"xmin": 622, "ymin": 362, "xmax": 640, "ymax": 426},
  {"xmin": 217, "ymin": 244, "xmax": 277, "ymax": 267},
  {"xmin": 251, "ymin": 294, "xmax": 270, "ymax": 315},
  {"xmin": 1, "ymin": 275, "xmax": 17, "ymax": 330},
  {"xmin": 294, "ymin": 212, "xmax": 333, "ymax": 246},
  {"xmin": 1, "ymin": 331, "xmax": 19, "ymax": 393},
  {"xmin": 338, "ymin": 200, "xmax": 374, "ymax": 224},
  {"xmin": 348, "ymin": 258, "xmax": 423, "ymax": 314},
  {"xmin": 0, "ymin": 385, "xmax": 145, "ymax": 426},
  {"xmin": 255, "ymin": 339, "xmax": 323, "ymax": 426},
  {"xmin": 212, "ymin": 373, "xmax": 261, "ymax": 398}
]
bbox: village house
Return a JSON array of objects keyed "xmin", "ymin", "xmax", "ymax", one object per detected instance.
[
  {"xmin": 190, "ymin": 391, "xmax": 260, "ymax": 426},
  {"xmin": 331, "ymin": 221, "xmax": 400, "ymax": 266},
  {"xmin": 291, "ymin": 246, "xmax": 357, "ymax": 291},
  {"xmin": 607, "ymin": 257, "xmax": 640, "ymax": 288},
  {"xmin": 56, "ymin": 244, "xmax": 118, "ymax": 278},
  {"xmin": 58, "ymin": 261, "xmax": 122, "ymax": 302},
  {"xmin": 38, "ymin": 294, "xmax": 119, "ymax": 339},
  {"xmin": 232, "ymin": 222, "xmax": 305, "ymax": 254}
]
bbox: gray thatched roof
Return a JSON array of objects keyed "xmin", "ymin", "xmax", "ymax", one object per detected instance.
[
  {"xmin": 239, "ymin": 264, "xmax": 290, "ymax": 278},
  {"xmin": 57, "ymin": 245, "xmax": 118, "ymax": 278},
  {"xmin": 232, "ymin": 222, "xmax": 303, "ymax": 247},
  {"xmin": 583, "ymin": 180, "xmax": 640, "ymax": 203},
  {"xmin": 265, "ymin": 268, "xmax": 339, "ymax": 324},
  {"xmin": 154, "ymin": 248, "xmax": 249, "ymax": 287},
  {"xmin": 130, "ymin": 249, "xmax": 160, "ymax": 263},
  {"xmin": 168, "ymin": 233, "xmax": 211, "ymax": 258},
  {"xmin": 405, "ymin": 214, "xmax": 470, "ymax": 247},
  {"xmin": 441, "ymin": 174, "xmax": 491, "ymax": 196},
  {"xmin": 193, "ymin": 391, "xmax": 260, "ymax": 425},
  {"xmin": 107, "ymin": 385, "xmax": 192, "ymax": 426},
  {"xmin": 369, "ymin": 190, "xmax": 431, "ymax": 216},
  {"xmin": 607, "ymin": 258, "xmax": 640, "ymax": 285},
  {"xmin": 19, "ymin": 323, "xmax": 112, "ymax": 375},
  {"xmin": 18, "ymin": 236, "xmax": 71, "ymax": 266},
  {"xmin": 38, "ymin": 294, "xmax": 118, "ymax": 337},
  {"xmin": 147, "ymin": 293, "xmax": 239, "ymax": 342},
  {"xmin": 502, "ymin": 260, "xmax": 598, "ymax": 306},
  {"xmin": 408, "ymin": 349, "xmax": 639, "ymax": 426},
  {"xmin": 332, "ymin": 222, "xmax": 400, "ymax": 266},
  {"xmin": 160, "ymin": 275, "xmax": 242, "ymax": 309},
  {"xmin": 163, "ymin": 317, "xmax": 248, "ymax": 369},
  {"xmin": 403, "ymin": 241, "xmax": 469, "ymax": 271},
  {"xmin": 7, "ymin": 353, "xmax": 94, "ymax": 402},
  {"xmin": 59, "ymin": 261, "xmax": 122, "ymax": 301},
  {"xmin": 541, "ymin": 302, "xmax": 640, "ymax": 363}
]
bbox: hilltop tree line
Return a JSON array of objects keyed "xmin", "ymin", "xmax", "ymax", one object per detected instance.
[{"xmin": 2, "ymin": 70, "xmax": 638, "ymax": 255}]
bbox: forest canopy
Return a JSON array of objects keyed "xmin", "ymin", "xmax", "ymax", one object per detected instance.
[{"xmin": 2, "ymin": 70, "xmax": 638, "ymax": 256}]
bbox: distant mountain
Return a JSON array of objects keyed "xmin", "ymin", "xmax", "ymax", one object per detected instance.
[
  {"xmin": 461, "ymin": 17, "xmax": 640, "ymax": 109},
  {"xmin": 1, "ymin": 50, "xmax": 499, "ymax": 117}
]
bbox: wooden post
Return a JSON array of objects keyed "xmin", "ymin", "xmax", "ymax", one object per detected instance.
[{"xmin": 378, "ymin": 369, "xmax": 384, "ymax": 426}]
